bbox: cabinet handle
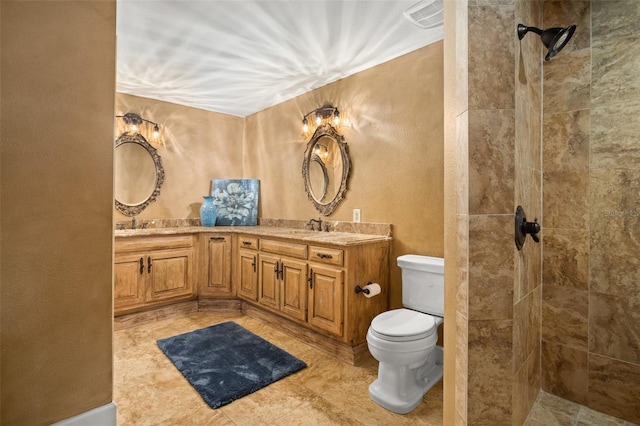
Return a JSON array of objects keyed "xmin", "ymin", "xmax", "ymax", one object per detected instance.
[
  {"xmin": 252, "ymin": 256, "xmax": 256, "ymax": 273},
  {"xmin": 147, "ymin": 256, "xmax": 152, "ymax": 273},
  {"xmin": 274, "ymin": 261, "xmax": 279, "ymax": 276},
  {"xmin": 210, "ymin": 237, "xmax": 226, "ymax": 241},
  {"xmin": 139, "ymin": 257, "xmax": 144, "ymax": 275},
  {"xmin": 308, "ymin": 268, "xmax": 313, "ymax": 289},
  {"xmin": 316, "ymin": 253, "xmax": 333, "ymax": 259},
  {"xmin": 278, "ymin": 263, "xmax": 284, "ymax": 280},
  {"xmin": 242, "ymin": 241, "xmax": 252, "ymax": 246}
]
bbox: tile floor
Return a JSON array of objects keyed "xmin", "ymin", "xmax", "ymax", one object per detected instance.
[
  {"xmin": 114, "ymin": 310, "xmax": 637, "ymax": 425},
  {"xmin": 114, "ymin": 310, "xmax": 442, "ymax": 425},
  {"xmin": 524, "ymin": 391, "xmax": 638, "ymax": 426}
]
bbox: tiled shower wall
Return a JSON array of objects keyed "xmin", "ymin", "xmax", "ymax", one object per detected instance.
[
  {"xmin": 541, "ymin": 1, "xmax": 640, "ymax": 423},
  {"xmin": 461, "ymin": 0, "xmax": 543, "ymax": 424}
]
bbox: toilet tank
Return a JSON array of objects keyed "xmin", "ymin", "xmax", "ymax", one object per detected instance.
[{"xmin": 398, "ymin": 255, "xmax": 445, "ymax": 317}]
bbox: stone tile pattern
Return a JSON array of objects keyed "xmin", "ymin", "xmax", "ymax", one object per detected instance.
[
  {"xmin": 453, "ymin": 0, "xmax": 546, "ymax": 423},
  {"xmin": 542, "ymin": 1, "xmax": 640, "ymax": 423},
  {"xmin": 525, "ymin": 391, "xmax": 638, "ymax": 426},
  {"xmin": 113, "ymin": 311, "xmax": 636, "ymax": 426},
  {"xmin": 462, "ymin": 0, "xmax": 545, "ymax": 424},
  {"xmin": 115, "ymin": 217, "xmax": 393, "ymax": 237},
  {"xmin": 114, "ymin": 311, "xmax": 444, "ymax": 425}
]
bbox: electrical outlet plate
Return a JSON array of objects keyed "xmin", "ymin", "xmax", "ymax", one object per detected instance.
[{"xmin": 353, "ymin": 209, "xmax": 361, "ymax": 223}]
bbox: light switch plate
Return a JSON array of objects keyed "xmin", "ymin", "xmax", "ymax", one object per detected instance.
[{"xmin": 353, "ymin": 209, "xmax": 361, "ymax": 223}]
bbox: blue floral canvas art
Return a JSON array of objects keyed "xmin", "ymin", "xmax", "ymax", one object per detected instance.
[{"xmin": 211, "ymin": 179, "xmax": 259, "ymax": 226}]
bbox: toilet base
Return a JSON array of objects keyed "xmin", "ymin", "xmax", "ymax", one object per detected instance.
[{"xmin": 368, "ymin": 346, "xmax": 443, "ymax": 414}]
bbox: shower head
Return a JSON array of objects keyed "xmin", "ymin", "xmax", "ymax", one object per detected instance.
[{"xmin": 517, "ymin": 23, "xmax": 577, "ymax": 61}]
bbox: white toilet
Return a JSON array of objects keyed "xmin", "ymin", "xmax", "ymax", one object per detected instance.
[{"xmin": 366, "ymin": 254, "xmax": 444, "ymax": 414}]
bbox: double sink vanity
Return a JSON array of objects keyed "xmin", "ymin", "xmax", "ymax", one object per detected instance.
[
  {"xmin": 113, "ymin": 119, "xmax": 389, "ymax": 363},
  {"xmin": 114, "ymin": 222, "xmax": 391, "ymax": 364}
]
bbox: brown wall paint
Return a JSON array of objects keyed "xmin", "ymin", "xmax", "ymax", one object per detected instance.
[
  {"xmin": 116, "ymin": 42, "xmax": 445, "ymax": 309},
  {"xmin": 1, "ymin": 1, "xmax": 116, "ymax": 424}
]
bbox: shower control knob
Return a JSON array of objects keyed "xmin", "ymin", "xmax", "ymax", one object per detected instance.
[
  {"xmin": 523, "ymin": 219, "xmax": 540, "ymax": 242},
  {"xmin": 515, "ymin": 205, "xmax": 541, "ymax": 250}
]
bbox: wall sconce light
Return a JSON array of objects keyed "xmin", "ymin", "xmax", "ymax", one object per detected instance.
[
  {"xmin": 302, "ymin": 104, "xmax": 341, "ymax": 133},
  {"xmin": 116, "ymin": 112, "xmax": 161, "ymax": 141}
]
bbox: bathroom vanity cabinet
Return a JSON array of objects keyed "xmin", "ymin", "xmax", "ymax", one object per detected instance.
[
  {"xmin": 237, "ymin": 235, "xmax": 390, "ymax": 354},
  {"xmin": 236, "ymin": 235, "xmax": 259, "ymax": 300},
  {"xmin": 257, "ymin": 239, "xmax": 310, "ymax": 323},
  {"xmin": 197, "ymin": 233, "xmax": 232, "ymax": 297},
  {"xmin": 115, "ymin": 226, "xmax": 390, "ymax": 364},
  {"xmin": 114, "ymin": 235, "xmax": 195, "ymax": 315},
  {"xmin": 307, "ymin": 250, "xmax": 344, "ymax": 336}
]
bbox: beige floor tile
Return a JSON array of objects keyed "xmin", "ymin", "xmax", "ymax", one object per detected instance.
[
  {"xmin": 114, "ymin": 311, "xmax": 444, "ymax": 425},
  {"xmin": 576, "ymin": 405, "xmax": 626, "ymax": 426},
  {"xmin": 116, "ymin": 311, "xmax": 637, "ymax": 425}
]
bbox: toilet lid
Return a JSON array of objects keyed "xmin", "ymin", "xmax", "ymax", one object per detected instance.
[{"xmin": 370, "ymin": 309, "xmax": 437, "ymax": 342}]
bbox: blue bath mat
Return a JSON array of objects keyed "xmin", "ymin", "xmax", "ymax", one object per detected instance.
[{"xmin": 157, "ymin": 321, "xmax": 306, "ymax": 409}]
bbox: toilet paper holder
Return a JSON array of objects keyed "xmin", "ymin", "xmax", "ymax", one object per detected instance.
[{"xmin": 355, "ymin": 282, "xmax": 374, "ymax": 295}]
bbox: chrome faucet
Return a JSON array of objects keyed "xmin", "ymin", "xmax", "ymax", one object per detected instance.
[
  {"xmin": 131, "ymin": 217, "xmax": 137, "ymax": 229},
  {"xmin": 307, "ymin": 217, "xmax": 323, "ymax": 232}
]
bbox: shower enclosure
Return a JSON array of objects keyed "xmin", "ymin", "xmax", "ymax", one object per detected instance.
[{"xmin": 444, "ymin": 0, "xmax": 640, "ymax": 424}]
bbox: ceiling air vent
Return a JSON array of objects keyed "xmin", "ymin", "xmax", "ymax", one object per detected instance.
[{"xmin": 403, "ymin": 0, "xmax": 444, "ymax": 29}]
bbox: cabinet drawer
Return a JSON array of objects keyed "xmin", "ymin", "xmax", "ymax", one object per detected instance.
[
  {"xmin": 259, "ymin": 239, "xmax": 307, "ymax": 259},
  {"xmin": 115, "ymin": 235, "xmax": 193, "ymax": 253},
  {"xmin": 238, "ymin": 235, "xmax": 259, "ymax": 250},
  {"xmin": 309, "ymin": 246, "xmax": 344, "ymax": 266}
]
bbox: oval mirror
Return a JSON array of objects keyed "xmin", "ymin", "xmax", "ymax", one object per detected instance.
[
  {"xmin": 114, "ymin": 133, "xmax": 164, "ymax": 216},
  {"xmin": 302, "ymin": 124, "xmax": 350, "ymax": 216}
]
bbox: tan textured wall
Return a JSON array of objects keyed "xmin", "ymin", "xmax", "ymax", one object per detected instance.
[
  {"xmin": 244, "ymin": 43, "xmax": 444, "ymax": 307},
  {"xmin": 118, "ymin": 44, "xmax": 445, "ymax": 308},
  {"xmin": 541, "ymin": 1, "xmax": 640, "ymax": 423},
  {"xmin": 1, "ymin": 1, "xmax": 116, "ymax": 424},
  {"xmin": 115, "ymin": 94, "xmax": 245, "ymax": 221}
]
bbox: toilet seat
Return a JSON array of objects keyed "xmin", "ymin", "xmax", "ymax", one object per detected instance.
[{"xmin": 370, "ymin": 309, "xmax": 437, "ymax": 342}]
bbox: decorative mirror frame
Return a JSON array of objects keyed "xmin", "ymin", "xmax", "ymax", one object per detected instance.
[
  {"xmin": 114, "ymin": 132, "xmax": 165, "ymax": 216},
  {"xmin": 302, "ymin": 124, "xmax": 350, "ymax": 216}
]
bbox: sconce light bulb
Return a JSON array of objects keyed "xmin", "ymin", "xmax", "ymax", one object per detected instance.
[
  {"xmin": 130, "ymin": 124, "xmax": 138, "ymax": 132},
  {"xmin": 152, "ymin": 125, "xmax": 160, "ymax": 139},
  {"xmin": 333, "ymin": 109, "xmax": 340, "ymax": 126},
  {"xmin": 315, "ymin": 111, "xmax": 322, "ymax": 125},
  {"xmin": 302, "ymin": 118, "xmax": 309, "ymax": 133}
]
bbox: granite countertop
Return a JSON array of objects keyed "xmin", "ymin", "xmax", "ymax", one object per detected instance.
[{"xmin": 114, "ymin": 225, "xmax": 391, "ymax": 246}]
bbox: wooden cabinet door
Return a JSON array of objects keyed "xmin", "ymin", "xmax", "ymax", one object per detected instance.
[
  {"xmin": 114, "ymin": 252, "xmax": 146, "ymax": 312},
  {"xmin": 146, "ymin": 248, "xmax": 194, "ymax": 302},
  {"xmin": 201, "ymin": 235, "xmax": 232, "ymax": 296},
  {"xmin": 279, "ymin": 258, "xmax": 308, "ymax": 322},
  {"xmin": 258, "ymin": 253, "xmax": 280, "ymax": 310},
  {"xmin": 237, "ymin": 248, "xmax": 258, "ymax": 301},
  {"xmin": 308, "ymin": 264, "xmax": 344, "ymax": 336}
]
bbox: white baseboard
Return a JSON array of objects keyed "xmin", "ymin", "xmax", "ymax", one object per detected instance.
[{"xmin": 51, "ymin": 402, "xmax": 116, "ymax": 426}]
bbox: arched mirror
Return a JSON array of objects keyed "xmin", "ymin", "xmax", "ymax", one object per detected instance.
[
  {"xmin": 302, "ymin": 124, "xmax": 350, "ymax": 216},
  {"xmin": 114, "ymin": 132, "xmax": 165, "ymax": 216}
]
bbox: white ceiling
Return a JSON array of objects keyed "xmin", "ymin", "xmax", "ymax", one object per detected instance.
[{"xmin": 116, "ymin": 0, "xmax": 443, "ymax": 117}]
